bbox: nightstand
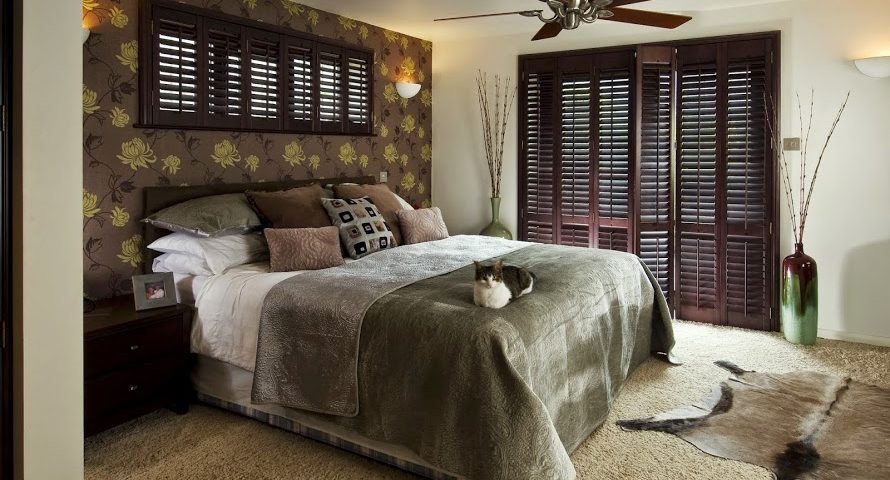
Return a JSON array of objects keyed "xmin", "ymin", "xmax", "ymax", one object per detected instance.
[{"xmin": 84, "ymin": 296, "xmax": 193, "ymax": 436}]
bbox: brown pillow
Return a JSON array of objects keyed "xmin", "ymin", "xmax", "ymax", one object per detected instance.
[
  {"xmin": 264, "ymin": 226, "xmax": 345, "ymax": 272},
  {"xmin": 396, "ymin": 207, "xmax": 449, "ymax": 245},
  {"xmin": 247, "ymin": 184, "xmax": 331, "ymax": 229},
  {"xmin": 332, "ymin": 183, "xmax": 404, "ymax": 246}
]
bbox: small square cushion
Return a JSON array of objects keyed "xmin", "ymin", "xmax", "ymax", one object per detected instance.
[
  {"xmin": 264, "ymin": 226, "xmax": 345, "ymax": 272},
  {"xmin": 246, "ymin": 184, "xmax": 331, "ymax": 229},
  {"xmin": 321, "ymin": 197, "xmax": 395, "ymax": 259},
  {"xmin": 332, "ymin": 183, "xmax": 405, "ymax": 246},
  {"xmin": 396, "ymin": 207, "xmax": 450, "ymax": 244},
  {"xmin": 142, "ymin": 193, "xmax": 262, "ymax": 237}
]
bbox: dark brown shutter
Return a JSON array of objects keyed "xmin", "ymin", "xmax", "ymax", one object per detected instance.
[
  {"xmin": 636, "ymin": 46, "xmax": 673, "ymax": 302},
  {"xmin": 594, "ymin": 51, "xmax": 635, "ymax": 253},
  {"xmin": 317, "ymin": 46, "xmax": 344, "ymax": 132},
  {"xmin": 245, "ymin": 30, "xmax": 282, "ymax": 130},
  {"xmin": 153, "ymin": 8, "xmax": 200, "ymax": 125},
  {"xmin": 205, "ymin": 19, "xmax": 242, "ymax": 128},
  {"xmin": 724, "ymin": 41, "xmax": 773, "ymax": 330},
  {"xmin": 284, "ymin": 38, "xmax": 314, "ymax": 131},
  {"xmin": 558, "ymin": 56, "xmax": 593, "ymax": 247},
  {"xmin": 519, "ymin": 59, "xmax": 557, "ymax": 244},
  {"xmin": 345, "ymin": 50, "xmax": 372, "ymax": 134},
  {"xmin": 676, "ymin": 59, "xmax": 720, "ymax": 323}
]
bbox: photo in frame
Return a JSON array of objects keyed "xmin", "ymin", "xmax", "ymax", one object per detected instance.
[{"xmin": 131, "ymin": 272, "xmax": 177, "ymax": 311}]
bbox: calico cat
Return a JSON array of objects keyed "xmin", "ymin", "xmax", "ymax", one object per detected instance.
[{"xmin": 473, "ymin": 260, "xmax": 536, "ymax": 309}]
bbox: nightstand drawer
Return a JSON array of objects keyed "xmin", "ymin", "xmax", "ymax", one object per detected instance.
[
  {"xmin": 84, "ymin": 354, "xmax": 181, "ymax": 420},
  {"xmin": 85, "ymin": 316, "xmax": 182, "ymax": 377}
]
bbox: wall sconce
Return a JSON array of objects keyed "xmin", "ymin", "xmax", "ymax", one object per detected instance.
[
  {"xmin": 854, "ymin": 56, "xmax": 890, "ymax": 78},
  {"xmin": 396, "ymin": 82, "xmax": 421, "ymax": 99}
]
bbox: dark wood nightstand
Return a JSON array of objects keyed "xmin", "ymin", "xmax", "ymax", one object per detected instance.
[{"xmin": 84, "ymin": 296, "xmax": 193, "ymax": 436}]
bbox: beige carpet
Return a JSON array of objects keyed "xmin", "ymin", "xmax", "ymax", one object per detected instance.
[{"xmin": 85, "ymin": 321, "xmax": 890, "ymax": 479}]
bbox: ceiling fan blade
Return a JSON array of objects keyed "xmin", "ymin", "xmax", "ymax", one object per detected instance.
[
  {"xmin": 434, "ymin": 10, "xmax": 539, "ymax": 22},
  {"xmin": 532, "ymin": 22, "xmax": 563, "ymax": 41},
  {"xmin": 609, "ymin": 0, "xmax": 650, "ymax": 6},
  {"xmin": 604, "ymin": 7, "xmax": 692, "ymax": 28}
]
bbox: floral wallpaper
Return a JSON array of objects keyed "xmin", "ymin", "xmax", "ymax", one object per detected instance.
[{"xmin": 83, "ymin": 0, "xmax": 433, "ymax": 299}]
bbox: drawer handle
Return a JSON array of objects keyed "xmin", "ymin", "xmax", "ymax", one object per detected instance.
[
  {"xmin": 129, "ymin": 344, "xmax": 140, "ymax": 351},
  {"xmin": 128, "ymin": 385, "xmax": 139, "ymax": 392}
]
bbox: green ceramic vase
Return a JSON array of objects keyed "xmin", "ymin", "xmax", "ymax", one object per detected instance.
[
  {"xmin": 479, "ymin": 197, "xmax": 513, "ymax": 240},
  {"xmin": 781, "ymin": 243, "xmax": 818, "ymax": 345}
]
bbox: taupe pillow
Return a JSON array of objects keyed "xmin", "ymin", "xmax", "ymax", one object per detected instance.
[
  {"xmin": 321, "ymin": 197, "xmax": 395, "ymax": 259},
  {"xmin": 264, "ymin": 226, "xmax": 345, "ymax": 272},
  {"xmin": 397, "ymin": 207, "xmax": 449, "ymax": 245},
  {"xmin": 142, "ymin": 193, "xmax": 262, "ymax": 237},
  {"xmin": 246, "ymin": 184, "xmax": 331, "ymax": 229},
  {"xmin": 333, "ymin": 183, "xmax": 405, "ymax": 246}
]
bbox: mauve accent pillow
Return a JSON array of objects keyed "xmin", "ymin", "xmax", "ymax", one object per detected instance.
[
  {"xmin": 332, "ymin": 183, "xmax": 405, "ymax": 246},
  {"xmin": 264, "ymin": 226, "xmax": 345, "ymax": 272},
  {"xmin": 142, "ymin": 193, "xmax": 262, "ymax": 237},
  {"xmin": 246, "ymin": 184, "xmax": 331, "ymax": 229},
  {"xmin": 397, "ymin": 207, "xmax": 449, "ymax": 245}
]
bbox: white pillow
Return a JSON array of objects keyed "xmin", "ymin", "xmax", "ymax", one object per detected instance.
[
  {"xmin": 152, "ymin": 252, "xmax": 214, "ymax": 277},
  {"xmin": 148, "ymin": 232, "xmax": 269, "ymax": 275},
  {"xmin": 393, "ymin": 193, "xmax": 414, "ymax": 210}
]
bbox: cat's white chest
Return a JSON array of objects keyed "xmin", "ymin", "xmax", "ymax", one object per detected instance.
[{"xmin": 474, "ymin": 282, "xmax": 512, "ymax": 309}]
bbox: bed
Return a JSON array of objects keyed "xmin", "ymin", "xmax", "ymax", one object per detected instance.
[{"xmin": 143, "ymin": 178, "xmax": 676, "ymax": 480}]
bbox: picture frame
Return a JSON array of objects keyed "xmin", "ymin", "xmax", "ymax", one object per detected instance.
[{"xmin": 131, "ymin": 272, "xmax": 177, "ymax": 311}]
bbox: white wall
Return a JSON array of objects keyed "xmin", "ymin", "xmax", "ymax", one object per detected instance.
[
  {"xmin": 13, "ymin": 0, "xmax": 84, "ymax": 478},
  {"xmin": 433, "ymin": 0, "xmax": 890, "ymax": 344}
]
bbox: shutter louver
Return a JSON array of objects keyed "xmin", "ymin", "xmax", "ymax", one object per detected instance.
[
  {"xmin": 155, "ymin": 11, "xmax": 199, "ymax": 124},
  {"xmin": 285, "ymin": 40, "xmax": 313, "ymax": 131},
  {"xmin": 638, "ymin": 63, "xmax": 673, "ymax": 301},
  {"xmin": 559, "ymin": 71, "xmax": 592, "ymax": 247},
  {"xmin": 677, "ymin": 64, "xmax": 719, "ymax": 323},
  {"xmin": 598, "ymin": 228, "xmax": 628, "ymax": 252},
  {"xmin": 521, "ymin": 68, "xmax": 556, "ymax": 244},
  {"xmin": 318, "ymin": 49, "xmax": 344, "ymax": 131},
  {"xmin": 597, "ymin": 69, "xmax": 631, "ymax": 220},
  {"xmin": 346, "ymin": 51, "xmax": 371, "ymax": 133},
  {"xmin": 206, "ymin": 23, "xmax": 242, "ymax": 128},
  {"xmin": 725, "ymin": 60, "xmax": 770, "ymax": 328},
  {"xmin": 678, "ymin": 66, "xmax": 718, "ymax": 225},
  {"xmin": 247, "ymin": 33, "xmax": 281, "ymax": 129}
]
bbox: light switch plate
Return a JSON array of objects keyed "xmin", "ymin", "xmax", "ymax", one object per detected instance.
[
  {"xmin": 379, "ymin": 171, "xmax": 388, "ymax": 183},
  {"xmin": 783, "ymin": 137, "xmax": 801, "ymax": 151}
]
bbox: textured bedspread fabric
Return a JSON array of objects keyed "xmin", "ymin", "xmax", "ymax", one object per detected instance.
[
  {"xmin": 252, "ymin": 238, "xmax": 674, "ymax": 480},
  {"xmin": 252, "ymin": 235, "xmax": 528, "ymax": 415}
]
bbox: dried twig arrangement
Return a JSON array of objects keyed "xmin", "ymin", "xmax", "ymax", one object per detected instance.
[
  {"xmin": 767, "ymin": 90, "xmax": 850, "ymax": 245},
  {"xmin": 475, "ymin": 70, "xmax": 517, "ymax": 199}
]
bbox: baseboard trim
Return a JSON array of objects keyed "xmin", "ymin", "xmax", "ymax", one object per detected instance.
[{"xmin": 818, "ymin": 329, "xmax": 890, "ymax": 347}]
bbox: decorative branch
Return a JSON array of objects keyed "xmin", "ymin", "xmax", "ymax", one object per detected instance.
[
  {"xmin": 475, "ymin": 70, "xmax": 517, "ymax": 199},
  {"xmin": 767, "ymin": 91, "xmax": 849, "ymax": 246}
]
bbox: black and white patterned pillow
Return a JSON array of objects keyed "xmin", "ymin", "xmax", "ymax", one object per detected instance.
[{"xmin": 321, "ymin": 197, "xmax": 396, "ymax": 259}]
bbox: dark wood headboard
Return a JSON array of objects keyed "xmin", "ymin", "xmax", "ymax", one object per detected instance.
[{"xmin": 142, "ymin": 176, "xmax": 377, "ymax": 271}]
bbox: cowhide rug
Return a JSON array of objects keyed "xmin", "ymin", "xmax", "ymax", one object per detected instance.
[{"xmin": 617, "ymin": 362, "xmax": 890, "ymax": 480}]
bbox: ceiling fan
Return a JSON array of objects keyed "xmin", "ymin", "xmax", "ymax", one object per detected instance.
[{"xmin": 434, "ymin": 0, "xmax": 693, "ymax": 41}]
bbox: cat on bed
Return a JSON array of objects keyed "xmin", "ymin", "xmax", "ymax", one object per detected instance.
[{"xmin": 473, "ymin": 260, "xmax": 536, "ymax": 309}]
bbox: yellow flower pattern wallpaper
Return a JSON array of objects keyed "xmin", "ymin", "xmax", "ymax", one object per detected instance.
[{"xmin": 83, "ymin": 0, "xmax": 432, "ymax": 298}]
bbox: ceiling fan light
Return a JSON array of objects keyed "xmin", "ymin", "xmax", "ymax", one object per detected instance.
[
  {"xmin": 593, "ymin": 0, "xmax": 613, "ymax": 7},
  {"xmin": 597, "ymin": 9, "xmax": 614, "ymax": 19},
  {"xmin": 564, "ymin": 11, "xmax": 582, "ymax": 29}
]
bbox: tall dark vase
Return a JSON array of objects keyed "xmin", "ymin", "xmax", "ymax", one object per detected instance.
[{"xmin": 781, "ymin": 243, "xmax": 818, "ymax": 345}]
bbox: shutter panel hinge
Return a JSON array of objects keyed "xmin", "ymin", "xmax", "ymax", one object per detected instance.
[
  {"xmin": 1, "ymin": 321, "xmax": 6, "ymax": 349},
  {"xmin": 1, "ymin": 104, "xmax": 6, "ymax": 132},
  {"xmin": 769, "ymin": 222, "xmax": 773, "ymax": 234}
]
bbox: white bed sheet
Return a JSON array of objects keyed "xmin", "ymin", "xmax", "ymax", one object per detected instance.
[
  {"xmin": 172, "ymin": 273, "xmax": 209, "ymax": 306},
  {"xmin": 191, "ymin": 260, "xmax": 353, "ymax": 371}
]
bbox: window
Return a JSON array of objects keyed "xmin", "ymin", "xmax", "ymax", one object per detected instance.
[
  {"xmin": 139, "ymin": 0, "xmax": 373, "ymax": 135},
  {"xmin": 518, "ymin": 33, "xmax": 778, "ymax": 330}
]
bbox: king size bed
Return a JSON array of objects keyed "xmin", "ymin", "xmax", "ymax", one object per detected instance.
[{"xmin": 143, "ymin": 177, "xmax": 675, "ymax": 480}]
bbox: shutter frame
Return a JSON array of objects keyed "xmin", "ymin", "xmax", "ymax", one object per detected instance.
[
  {"xmin": 345, "ymin": 49, "xmax": 373, "ymax": 135},
  {"xmin": 151, "ymin": 6, "xmax": 202, "ymax": 126}
]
